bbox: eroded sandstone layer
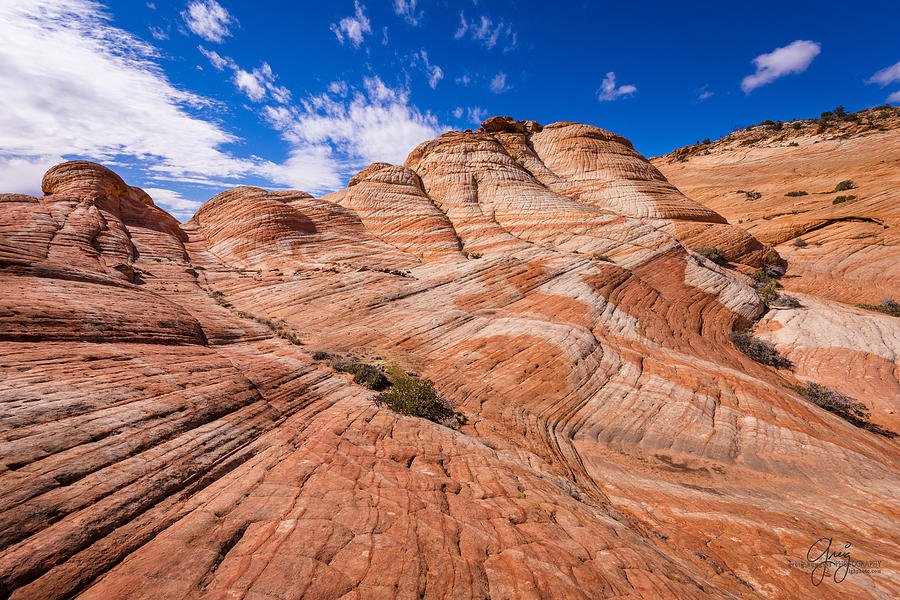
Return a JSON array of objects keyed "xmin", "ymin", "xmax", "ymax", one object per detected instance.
[{"xmin": 1, "ymin": 118, "xmax": 898, "ymax": 600}]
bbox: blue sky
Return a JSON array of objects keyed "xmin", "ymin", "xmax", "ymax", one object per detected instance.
[{"xmin": 1, "ymin": 0, "xmax": 899, "ymax": 220}]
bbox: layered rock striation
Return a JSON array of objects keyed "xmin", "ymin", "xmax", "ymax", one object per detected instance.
[{"xmin": 1, "ymin": 120, "xmax": 898, "ymax": 600}]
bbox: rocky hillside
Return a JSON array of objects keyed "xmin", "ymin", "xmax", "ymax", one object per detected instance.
[
  {"xmin": 653, "ymin": 107, "xmax": 900, "ymax": 432},
  {"xmin": 1, "ymin": 117, "xmax": 898, "ymax": 600}
]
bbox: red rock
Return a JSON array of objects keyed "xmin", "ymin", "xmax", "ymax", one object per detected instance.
[{"xmin": 1, "ymin": 127, "xmax": 898, "ymax": 600}]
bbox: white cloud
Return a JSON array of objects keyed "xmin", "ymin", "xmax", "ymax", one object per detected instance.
[
  {"xmin": 596, "ymin": 72, "xmax": 636, "ymax": 101},
  {"xmin": 148, "ymin": 26, "xmax": 168, "ymax": 40},
  {"xmin": 454, "ymin": 11, "xmax": 517, "ymax": 51},
  {"xmin": 450, "ymin": 106, "xmax": 486, "ymax": 124},
  {"xmin": 142, "ymin": 187, "xmax": 203, "ymax": 219},
  {"xmin": 0, "ymin": 0, "xmax": 332, "ymax": 199},
  {"xmin": 394, "ymin": 0, "xmax": 422, "ymax": 25},
  {"xmin": 888, "ymin": 90, "xmax": 900, "ymax": 103},
  {"xmin": 234, "ymin": 69, "xmax": 265, "ymax": 101},
  {"xmin": 741, "ymin": 40, "xmax": 821, "ymax": 93},
  {"xmin": 489, "ymin": 72, "xmax": 509, "ymax": 94},
  {"xmin": 0, "ymin": 155, "xmax": 63, "ymax": 195},
  {"xmin": 232, "ymin": 63, "xmax": 290, "ymax": 103},
  {"xmin": 455, "ymin": 73, "xmax": 471, "ymax": 86},
  {"xmin": 468, "ymin": 106, "xmax": 487, "ymax": 123},
  {"xmin": 416, "ymin": 50, "xmax": 443, "ymax": 89},
  {"xmin": 199, "ymin": 45, "xmax": 236, "ymax": 71},
  {"xmin": 182, "ymin": 0, "xmax": 235, "ymax": 43},
  {"xmin": 327, "ymin": 80, "xmax": 349, "ymax": 96},
  {"xmin": 330, "ymin": 1, "xmax": 371, "ymax": 48},
  {"xmin": 867, "ymin": 61, "xmax": 900, "ymax": 86},
  {"xmin": 263, "ymin": 76, "xmax": 445, "ymax": 177},
  {"xmin": 696, "ymin": 85, "xmax": 713, "ymax": 101},
  {"xmin": 198, "ymin": 47, "xmax": 289, "ymax": 103}
]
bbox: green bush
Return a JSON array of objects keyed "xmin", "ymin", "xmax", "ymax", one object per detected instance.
[
  {"xmin": 793, "ymin": 238, "xmax": 807, "ymax": 247},
  {"xmin": 696, "ymin": 247, "xmax": 727, "ymax": 266},
  {"xmin": 375, "ymin": 369, "xmax": 455, "ymax": 424},
  {"xmin": 785, "ymin": 190, "xmax": 808, "ymax": 197},
  {"xmin": 349, "ymin": 364, "xmax": 390, "ymax": 391},
  {"xmin": 775, "ymin": 294, "xmax": 803, "ymax": 308},
  {"xmin": 736, "ymin": 189, "xmax": 762, "ymax": 200},
  {"xmin": 792, "ymin": 122, "xmax": 803, "ymax": 130},
  {"xmin": 833, "ymin": 195, "xmax": 856, "ymax": 204},
  {"xmin": 756, "ymin": 281, "xmax": 779, "ymax": 306},
  {"xmin": 311, "ymin": 351, "xmax": 332, "ymax": 361},
  {"xmin": 730, "ymin": 332, "xmax": 793, "ymax": 369},
  {"xmin": 790, "ymin": 382, "xmax": 896, "ymax": 438},
  {"xmin": 856, "ymin": 299, "xmax": 900, "ymax": 317},
  {"xmin": 833, "ymin": 180, "xmax": 855, "ymax": 192}
]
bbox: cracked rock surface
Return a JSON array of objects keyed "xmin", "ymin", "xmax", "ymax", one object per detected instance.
[{"xmin": 1, "ymin": 123, "xmax": 898, "ymax": 599}]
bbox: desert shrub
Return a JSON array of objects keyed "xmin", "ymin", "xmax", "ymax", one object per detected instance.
[
  {"xmin": 468, "ymin": 251, "xmax": 483, "ymax": 259},
  {"xmin": 702, "ymin": 138, "xmax": 711, "ymax": 144},
  {"xmin": 774, "ymin": 294, "xmax": 803, "ymax": 308},
  {"xmin": 209, "ymin": 290, "xmax": 232, "ymax": 308},
  {"xmin": 311, "ymin": 351, "xmax": 332, "ymax": 361},
  {"xmin": 792, "ymin": 122, "xmax": 802, "ymax": 130},
  {"xmin": 730, "ymin": 332, "xmax": 793, "ymax": 369},
  {"xmin": 592, "ymin": 253, "xmax": 613, "ymax": 262},
  {"xmin": 790, "ymin": 382, "xmax": 896, "ymax": 438},
  {"xmin": 349, "ymin": 364, "xmax": 390, "ymax": 391},
  {"xmin": 833, "ymin": 180, "xmax": 855, "ymax": 192},
  {"xmin": 793, "ymin": 238, "xmax": 807, "ymax": 247},
  {"xmin": 833, "ymin": 195, "xmax": 856, "ymax": 204},
  {"xmin": 736, "ymin": 189, "xmax": 762, "ymax": 200},
  {"xmin": 375, "ymin": 369, "xmax": 455, "ymax": 424},
  {"xmin": 756, "ymin": 280, "xmax": 779, "ymax": 306},
  {"xmin": 696, "ymin": 247, "xmax": 727, "ymax": 266},
  {"xmin": 856, "ymin": 299, "xmax": 900, "ymax": 317},
  {"xmin": 788, "ymin": 141, "xmax": 799, "ymax": 146},
  {"xmin": 785, "ymin": 190, "xmax": 808, "ymax": 197}
]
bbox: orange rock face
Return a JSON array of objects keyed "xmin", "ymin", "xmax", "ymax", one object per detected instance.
[{"xmin": 1, "ymin": 120, "xmax": 898, "ymax": 600}]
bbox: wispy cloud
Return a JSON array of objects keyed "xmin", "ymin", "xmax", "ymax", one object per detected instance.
[
  {"xmin": 148, "ymin": 25, "xmax": 168, "ymax": 40},
  {"xmin": 489, "ymin": 72, "xmax": 510, "ymax": 94},
  {"xmin": 393, "ymin": 0, "xmax": 423, "ymax": 25},
  {"xmin": 416, "ymin": 50, "xmax": 443, "ymax": 89},
  {"xmin": 0, "ymin": 0, "xmax": 350, "ymax": 217},
  {"xmin": 888, "ymin": 90, "xmax": 900, "ymax": 103},
  {"xmin": 867, "ymin": 61, "xmax": 900, "ymax": 86},
  {"xmin": 454, "ymin": 11, "xmax": 517, "ymax": 52},
  {"xmin": 330, "ymin": 1, "xmax": 371, "ymax": 48},
  {"xmin": 696, "ymin": 85, "xmax": 714, "ymax": 101},
  {"xmin": 453, "ymin": 106, "xmax": 486, "ymax": 124},
  {"xmin": 596, "ymin": 72, "xmax": 636, "ymax": 101},
  {"xmin": 741, "ymin": 40, "xmax": 821, "ymax": 93},
  {"xmin": 262, "ymin": 76, "xmax": 445, "ymax": 185},
  {"xmin": 142, "ymin": 187, "xmax": 203, "ymax": 220},
  {"xmin": 182, "ymin": 0, "xmax": 235, "ymax": 43},
  {"xmin": 199, "ymin": 46, "xmax": 236, "ymax": 70},
  {"xmin": 198, "ymin": 47, "xmax": 290, "ymax": 103}
]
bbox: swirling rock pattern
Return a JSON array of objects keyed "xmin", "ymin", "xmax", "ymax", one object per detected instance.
[{"xmin": 1, "ymin": 117, "xmax": 898, "ymax": 600}]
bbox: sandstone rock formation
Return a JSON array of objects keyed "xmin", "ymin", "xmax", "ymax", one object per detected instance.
[
  {"xmin": 652, "ymin": 106, "xmax": 900, "ymax": 304},
  {"xmin": 1, "ymin": 119, "xmax": 898, "ymax": 600}
]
